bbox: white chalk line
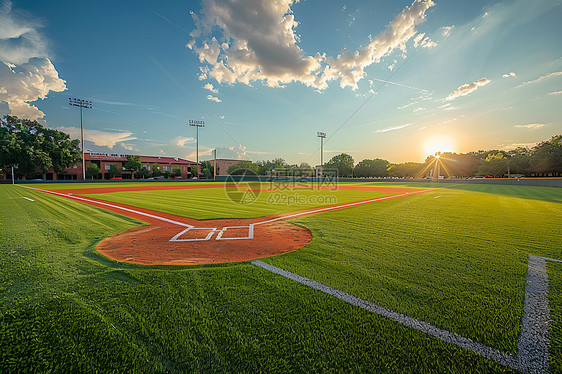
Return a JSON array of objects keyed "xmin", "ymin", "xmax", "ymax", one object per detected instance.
[
  {"xmin": 253, "ymin": 255, "xmax": 558, "ymax": 374},
  {"xmin": 8, "ymin": 196, "xmax": 35, "ymax": 201},
  {"xmin": 21, "ymin": 185, "xmax": 430, "ymax": 242},
  {"xmin": 18, "ymin": 185, "xmax": 193, "ymax": 228}
]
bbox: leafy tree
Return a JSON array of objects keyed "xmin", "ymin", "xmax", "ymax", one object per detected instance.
[
  {"xmin": 137, "ymin": 168, "xmax": 151, "ymax": 179},
  {"xmin": 189, "ymin": 165, "xmax": 198, "ymax": 178},
  {"xmin": 108, "ymin": 164, "xmax": 121, "ymax": 178},
  {"xmin": 387, "ymin": 162, "xmax": 425, "ymax": 178},
  {"xmin": 171, "ymin": 167, "xmax": 182, "ymax": 178},
  {"xmin": 323, "ymin": 153, "xmax": 354, "ymax": 177},
  {"xmin": 0, "ymin": 115, "xmax": 80, "ymax": 178},
  {"xmin": 123, "ymin": 156, "xmax": 142, "ymax": 173},
  {"xmin": 200, "ymin": 160, "xmax": 214, "ymax": 178},
  {"xmin": 227, "ymin": 161, "xmax": 259, "ymax": 175},
  {"xmin": 256, "ymin": 158, "xmax": 287, "ymax": 175},
  {"xmin": 529, "ymin": 135, "xmax": 562, "ymax": 176},
  {"xmin": 85, "ymin": 163, "xmax": 99, "ymax": 180},
  {"xmin": 151, "ymin": 164, "xmax": 161, "ymax": 177},
  {"xmin": 354, "ymin": 158, "xmax": 390, "ymax": 178}
]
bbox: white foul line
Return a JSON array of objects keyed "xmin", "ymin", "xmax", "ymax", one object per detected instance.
[
  {"xmin": 252, "ymin": 255, "xmax": 558, "ymax": 373},
  {"xmin": 20, "ymin": 185, "xmax": 430, "ymax": 242},
  {"xmin": 18, "ymin": 185, "xmax": 193, "ymax": 228}
]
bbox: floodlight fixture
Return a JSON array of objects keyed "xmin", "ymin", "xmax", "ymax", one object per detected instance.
[
  {"xmin": 69, "ymin": 97, "xmax": 92, "ymax": 180},
  {"xmin": 317, "ymin": 131, "xmax": 326, "ymax": 177},
  {"xmin": 189, "ymin": 120, "xmax": 205, "ymax": 176}
]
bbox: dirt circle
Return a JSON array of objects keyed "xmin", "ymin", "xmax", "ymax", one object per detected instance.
[{"xmin": 97, "ymin": 219, "xmax": 312, "ymax": 265}]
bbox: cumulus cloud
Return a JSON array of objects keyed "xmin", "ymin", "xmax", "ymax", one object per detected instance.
[
  {"xmin": 206, "ymin": 94, "xmax": 222, "ymax": 103},
  {"xmin": 441, "ymin": 25, "xmax": 454, "ymax": 37},
  {"xmin": 56, "ymin": 126, "xmax": 137, "ymax": 149},
  {"xmin": 173, "ymin": 136, "xmax": 196, "ymax": 147},
  {"xmin": 375, "ymin": 123, "xmax": 410, "ymax": 133},
  {"xmin": 0, "ymin": 1, "xmax": 66, "ymax": 119},
  {"xmin": 203, "ymin": 82, "xmax": 218, "ymax": 93},
  {"xmin": 0, "ymin": 58, "xmax": 66, "ymax": 119},
  {"xmin": 445, "ymin": 78, "xmax": 490, "ymax": 100},
  {"xmin": 413, "ymin": 32, "xmax": 437, "ymax": 48},
  {"xmin": 502, "ymin": 72, "xmax": 516, "ymax": 78},
  {"xmin": 188, "ymin": 0, "xmax": 435, "ymax": 91},
  {"xmin": 517, "ymin": 71, "xmax": 562, "ymax": 88},
  {"xmin": 514, "ymin": 123, "xmax": 546, "ymax": 129}
]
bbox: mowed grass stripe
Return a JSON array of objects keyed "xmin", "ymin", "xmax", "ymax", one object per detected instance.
[
  {"xmin": 264, "ymin": 186, "xmax": 562, "ymax": 353},
  {"xmin": 81, "ymin": 187, "xmax": 393, "ymax": 220},
  {"xmin": 1, "ymin": 184, "xmax": 513, "ymax": 372}
]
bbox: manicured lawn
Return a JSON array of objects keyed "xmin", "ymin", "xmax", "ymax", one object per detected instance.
[
  {"xmin": 2, "ymin": 182, "xmax": 560, "ymax": 372},
  {"xmin": 264, "ymin": 184, "xmax": 562, "ymax": 353}
]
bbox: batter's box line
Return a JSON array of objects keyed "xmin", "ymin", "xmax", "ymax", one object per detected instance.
[
  {"xmin": 169, "ymin": 225, "xmax": 255, "ymax": 242},
  {"xmin": 216, "ymin": 225, "xmax": 254, "ymax": 240},
  {"xmin": 169, "ymin": 227, "xmax": 218, "ymax": 242}
]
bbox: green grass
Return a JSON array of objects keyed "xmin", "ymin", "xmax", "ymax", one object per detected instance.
[
  {"xmin": 3, "ymin": 182, "xmax": 561, "ymax": 372},
  {"xmin": 80, "ymin": 184, "xmax": 401, "ymax": 219},
  {"xmin": 264, "ymin": 185, "xmax": 562, "ymax": 354},
  {"xmin": 549, "ymin": 262, "xmax": 562, "ymax": 372},
  {"xmin": 0, "ymin": 184, "xmax": 512, "ymax": 372}
]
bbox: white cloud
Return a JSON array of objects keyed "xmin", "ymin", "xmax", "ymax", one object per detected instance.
[
  {"xmin": 502, "ymin": 72, "xmax": 516, "ymax": 78},
  {"xmin": 56, "ymin": 126, "xmax": 137, "ymax": 149},
  {"xmin": 445, "ymin": 78, "xmax": 490, "ymax": 101},
  {"xmin": 173, "ymin": 136, "xmax": 196, "ymax": 147},
  {"xmin": 413, "ymin": 107, "xmax": 424, "ymax": 112},
  {"xmin": 206, "ymin": 94, "xmax": 222, "ymax": 103},
  {"xmin": 375, "ymin": 123, "xmax": 411, "ymax": 133},
  {"xmin": 548, "ymin": 90, "xmax": 562, "ymax": 95},
  {"xmin": 413, "ymin": 32, "xmax": 437, "ymax": 48},
  {"xmin": 0, "ymin": 1, "xmax": 48, "ymax": 64},
  {"xmin": 517, "ymin": 71, "xmax": 562, "ymax": 88},
  {"xmin": 188, "ymin": 0, "xmax": 435, "ymax": 91},
  {"xmin": 203, "ymin": 82, "xmax": 218, "ymax": 93},
  {"xmin": 441, "ymin": 25, "xmax": 454, "ymax": 37},
  {"xmin": 0, "ymin": 58, "xmax": 66, "ymax": 119},
  {"xmin": 514, "ymin": 123, "xmax": 546, "ymax": 129},
  {"xmin": 0, "ymin": 2, "xmax": 66, "ymax": 120}
]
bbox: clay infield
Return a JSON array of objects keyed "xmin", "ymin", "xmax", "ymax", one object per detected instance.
[{"xmin": 25, "ymin": 185, "xmax": 430, "ymax": 265}]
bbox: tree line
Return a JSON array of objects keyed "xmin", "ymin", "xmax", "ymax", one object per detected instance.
[
  {"xmin": 2, "ymin": 116, "xmax": 560, "ymax": 179},
  {"xmin": 226, "ymin": 134, "xmax": 562, "ymax": 178}
]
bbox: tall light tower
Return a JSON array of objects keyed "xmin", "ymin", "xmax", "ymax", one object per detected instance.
[
  {"xmin": 189, "ymin": 119, "xmax": 205, "ymax": 178},
  {"xmin": 69, "ymin": 98, "xmax": 92, "ymax": 180},
  {"xmin": 317, "ymin": 131, "xmax": 326, "ymax": 178}
]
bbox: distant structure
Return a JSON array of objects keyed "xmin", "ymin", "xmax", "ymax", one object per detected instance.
[
  {"xmin": 209, "ymin": 158, "xmax": 246, "ymax": 176},
  {"xmin": 0, "ymin": 152, "xmax": 197, "ymax": 181}
]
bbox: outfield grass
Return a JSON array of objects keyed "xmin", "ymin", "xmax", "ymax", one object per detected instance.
[
  {"xmin": 0, "ymin": 184, "xmax": 513, "ymax": 372},
  {"xmin": 82, "ymin": 187, "xmax": 396, "ymax": 220},
  {"xmin": 264, "ymin": 184, "xmax": 562, "ymax": 354},
  {"xmin": 2, "ymin": 182, "xmax": 560, "ymax": 372}
]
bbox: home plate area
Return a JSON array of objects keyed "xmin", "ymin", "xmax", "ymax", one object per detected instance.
[{"xmin": 170, "ymin": 225, "xmax": 255, "ymax": 241}]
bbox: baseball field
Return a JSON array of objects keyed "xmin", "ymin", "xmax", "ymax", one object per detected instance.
[{"xmin": 1, "ymin": 181, "xmax": 561, "ymax": 373}]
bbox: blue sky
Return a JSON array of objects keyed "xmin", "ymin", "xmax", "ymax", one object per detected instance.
[{"xmin": 1, "ymin": 0, "xmax": 561, "ymax": 164}]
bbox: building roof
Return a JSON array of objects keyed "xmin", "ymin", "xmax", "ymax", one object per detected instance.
[
  {"xmin": 140, "ymin": 156, "xmax": 196, "ymax": 165},
  {"xmin": 85, "ymin": 152, "xmax": 196, "ymax": 165}
]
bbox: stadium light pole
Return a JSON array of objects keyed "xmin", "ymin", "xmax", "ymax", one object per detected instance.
[
  {"xmin": 69, "ymin": 98, "xmax": 92, "ymax": 180},
  {"xmin": 189, "ymin": 119, "xmax": 204, "ymax": 177},
  {"xmin": 317, "ymin": 131, "xmax": 326, "ymax": 177}
]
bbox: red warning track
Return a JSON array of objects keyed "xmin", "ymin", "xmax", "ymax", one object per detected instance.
[{"xmin": 22, "ymin": 185, "xmax": 430, "ymax": 266}]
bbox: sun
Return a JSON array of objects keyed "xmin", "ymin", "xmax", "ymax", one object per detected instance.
[{"xmin": 424, "ymin": 136, "xmax": 454, "ymax": 157}]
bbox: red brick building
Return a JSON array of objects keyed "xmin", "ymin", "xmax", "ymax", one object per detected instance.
[
  {"xmin": 1, "ymin": 152, "xmax": 197, "ymax": 181},
  {"xmin": 209, "ymin": 158, "xmax": 245, "ymax": 176}
]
